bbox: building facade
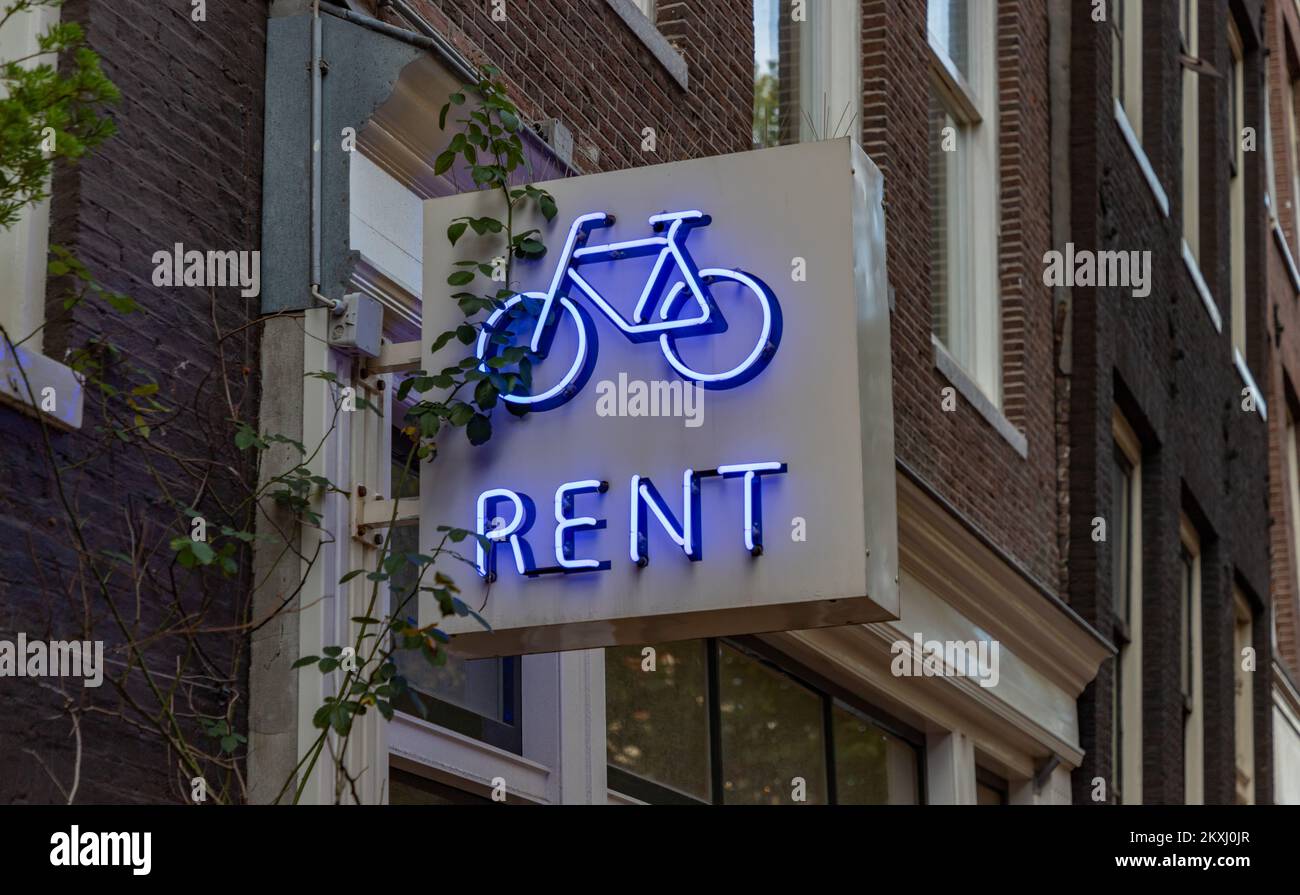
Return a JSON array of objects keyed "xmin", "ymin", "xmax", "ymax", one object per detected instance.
[{"xmin": 0, "ymin": 0, "xmax": 1291, "ymax": 805}]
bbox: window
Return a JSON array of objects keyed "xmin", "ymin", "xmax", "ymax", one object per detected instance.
[
  {"xmin": 0, "ymin": 1, "xmax": 81, "ymax": 429},
  {"xmin": 1233, "ymin": 589, "xmax": 1255, "ymax": 804},
  {"xmin": 752, "ymin": 0, "xmax": 860, "ymax": 148},
  {"xmin": 1112, "ymin": 411, "xmax": 1143, "ymax": 804},
  {"xmin": 1180, "ymin": 0, "xmax": 1200, "ymax": 264},
  {"xmin": 389, "ymin": 423, "xmax": 523, "ymax": 753},
  {"xmin": 1228, "ymin": 21, "xmax": 1246, "ymax": 355},
  {"xmin": 976, "ymin": 766, "xmax": 1009, "ymax": 805},
  {"xmin": 1287, "ymin": 407, "xmax": 1300, "ymax": 608},
  {"xmin": 606, "ymin": 638, "xmax": 923, "ymax": 804},
  {"xmin": 928, "ymin": 0, "xmax": 1000, "ymax": 402},
  {"xmin": 1287, "ymin": 70, "xmax": 1300, "ymax": 253},
  {"xmin": 1180, "ymin": 521, "xmax": 1204, "ymax": 804},
  {"xmin": 1112, "ymin": 0, "xmax": 1143, "ymax": 140}
]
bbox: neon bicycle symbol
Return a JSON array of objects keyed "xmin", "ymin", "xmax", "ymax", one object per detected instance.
[{"xmin": 475, "ymin": 209, "xmax": 782, "ymax": 411}]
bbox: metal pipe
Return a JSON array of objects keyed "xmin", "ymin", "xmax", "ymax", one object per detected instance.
[
  {"xmin": 310, "ymin": 0, "xmax": 323, "ymax": 290},
  {"xmin": 319, "ymin": 1, "xmax": 476, "ymax": 83}
]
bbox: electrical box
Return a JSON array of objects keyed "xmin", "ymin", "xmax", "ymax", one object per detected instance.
[{"xmin": 327, "ymin": 292, "xmax": 382, "ymax": 358}]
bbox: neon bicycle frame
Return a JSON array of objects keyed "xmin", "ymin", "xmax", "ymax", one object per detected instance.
[{"xmin": 527, "ymin": 209, "xmax": 725, "ymax": 355}]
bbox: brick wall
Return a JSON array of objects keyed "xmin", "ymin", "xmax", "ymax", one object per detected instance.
[
  {"xmin": 1066, "ymin": 0, "xmax": 1273, "ymax": 805},
  {"xmin": 1266, "ymin": 0, "xmax": 1300, "ymax": 686},
  {"xmin": 0, "ymin": 0, "xmax": 266, "ymax": 803},
  {"xmin": 383, "ymin": 0, "xmax": 754, "ymax": 170},
  {"xmin": 861, "ymin": 0, "xmax": 1059, "ymax": 590}
]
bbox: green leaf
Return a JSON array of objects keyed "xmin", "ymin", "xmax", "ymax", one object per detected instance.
[
  {"xmin": 474, "ymin": 377, "xmax": 498, "ymax": 410},
  {"xmin": 466, "ymin": 413, "xmax": 492, "ymax": 445},
  {"xmin": 339, "ymin": 569, "xmax": 365, "ymax": 584},
  {"xmin": 447, "ymin": 220, "xmax": 468, "ymax": 245},
  {"xmin": 447, "ymin": 270, "xmax": 474, "ymax": 286},
  {"xmin": 189, "ymin": 540, "xmax": 216, "ymax": 565},
  {"xmin": 292, "ymin": 656, "xmax": 319, "ymax": 669},
  {"xmin": 434, "ymin": 150, "xmax": 456, "ymax": 175}
]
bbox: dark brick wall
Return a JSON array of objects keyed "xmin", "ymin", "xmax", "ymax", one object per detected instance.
[
  {"xmin": 861, "ymin": 0, "xmax": 1060, "ymax": 590},
  {"xmin": 0, "ymin": 0, "xmax": 266, "ymax": 803},
  {"xmin": 1266, "ymin": 0, "xmax": 1300, "ymax": 686},
  {"xmin": 1066, "ymin": 0, "xmax": 1274, "ymax": 805},
  {"xmin": 383, "ymin": 0, "xmax": 755, "ymax": 169}
]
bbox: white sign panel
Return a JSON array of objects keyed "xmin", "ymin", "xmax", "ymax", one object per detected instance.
[{"xmin": 420, "ymin": 138, "xmax": 896, "ymax": 657}]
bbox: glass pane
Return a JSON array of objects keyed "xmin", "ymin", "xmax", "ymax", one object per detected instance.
[
  {"xmin": 753, "ymin": 0, "xmax": 806, "ymax": 147},
  {"xmin": 605, "ymin": 641, "xmax": 711, "ymax": 801},
  {"xmin": 718, "ymin": 643, "xmax": 827, "ymax": 804},
  {"xmin": 929, "ymin": 87, "xmax": 951, "ymax": 346},
  {"xmin": 928, "ymin": 0, "xmax": 969, "ymax": 80},
  {"xmin": 976, "ymin": 780, "xmax": 1006, "ymax": 805},
  {"xmin": 832, "ymin": 704, "xmax": 920, "ymax": 804},
  {"xmin": 1111, "ymin": 450, "xmax": 1131, "ymax": 623},
  {"xmin": 389, "ymin": 431, "xmax": 508, "ymax": 722}
]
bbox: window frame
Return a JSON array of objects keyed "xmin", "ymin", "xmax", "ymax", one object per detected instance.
[
  {"xmin": 1228, "ymin": 19, "xmax": 1247, "ymax": 356},
  {"xmin": 927, "ymin": 0, "xmax": 1001, "ymax": 405},
  {"xmin": 1179, "ymin": 517, "xmax": 1204, "ymax": 804},
  {"xmin": 1233, "ymin": 588, "xmax": 1256, "ymax": 804},
  {"xmin": 606, "ymin": 635, "xmax": 926, "ymax": 806},
  {"xmin": 1112, "ymin": 0, "xmax": 1144, "ymax": 142},
  {"xmin": 0, "ymin": 0, "xmax": 84, "ymax": 430},
  {"xmin": 1112, "ymin": 409, "xmax": 1144, "ymax": 804},
  {"xmin": 1180, "ymin": 0, "xmax": 1200, "ymax": 264}
]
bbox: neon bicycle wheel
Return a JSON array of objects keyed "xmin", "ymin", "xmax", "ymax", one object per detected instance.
[
  {"xmin": 475, "ymin": 292, "xmax": 596, "ymax": 412},
  {"xmin": 657, "ymin": 268, "xmax": 782, "ymax": 389}
]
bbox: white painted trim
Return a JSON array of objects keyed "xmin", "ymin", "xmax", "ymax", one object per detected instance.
[
  {"xmin": 1182, "ymin": 238, "xmax": 1223, "ymax": 333},
  {"xmin": 1234, "ymin": 346, "xmax": 1268, "ymax": 421},
  {"xmin": 604, "ymin": 0, "xmax": 687, "ymax": 90},
  {"xmin": 1274, "ymin": 220, "xmax": 1300, "ymax": 294},
  {"xmin": 389, "ymin": 711, "xmax": 553, "ymax": 803},
  {"xmin": 933, "ymin": 334, "xmax": 1027, "ymax": 458},
  {"xmin": 1114, "ymin": 98, "xmax": 1170, "ymax": 217},
  {"xmin": 0, "ymin": 338, "xmax": 84, "ymax": 430}
]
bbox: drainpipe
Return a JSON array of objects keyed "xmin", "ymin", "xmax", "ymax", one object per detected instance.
[{"xmin": 310, "ymin": 0, "xmax": 341, "ymax": 312}]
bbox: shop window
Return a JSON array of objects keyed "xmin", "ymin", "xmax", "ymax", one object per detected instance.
[
  {"xmin": 1180, "ymin": 521, "xmax": 1203, "ymax": 804},
  {"xmin": 606, "ymin": 637, "xmax": 923, "ymax": 805},
  {"xmin": 1111, "ymin": 0, "xmax": 1143, "ymax": 141},
  {"xmin": 975, "ymin": 766, "xmax": 1008, "ymax": 805},
  {"xmin": 388, "ymin": 423, "xmax": 523, "ymax": 753},
  {"xmin": 928, "ymin": 0, "xmax": 1000, "ymax": 404},
  {"xmin": 1112, "ymin": 411, "xmax": 1143, "ymax": 804},
  {"xmin": 605, "ymin": 639, "xmax": 712, "ymax": 802},
  {"xmin": 1233, "ymin": 589, "xmax": 1255, "ymax": 804},
  {"xmin": 752, "ymin": 0, "xmax": 860, "ymax": 148}
]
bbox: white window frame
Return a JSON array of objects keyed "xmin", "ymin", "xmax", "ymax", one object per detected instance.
[
  {"xmin": 0, "ymin": 1, "xmax": 83, "ymax": 429},
  {"xmin": 928, "ymin": 0, "xmax": 1001, "ymax": 405},
  {"xmin": 1180, "ymin": 517, "xmax": 1204, "ymax": 804},
  {"xmin": 1113, "ymin": 0, "xmax": 1144, "ymax": 143},
  {"xmin": 1180, "ymin": 0, "xmax": 1200, "ymax": 264},
  {"xmin": 781, "ymin": 0, "xmax": 861, "ymax": 143},
  {"xmin": 1234, "ymin": 588, "xmax": 1255, "ymax": 804},
  {"xmin": 1229, "ymin": 20, "xmax": 1247, "ymax": 356},
  {"xmin": 1113, "ymin": 410, "xmax": 1143, "ymax": 804}
]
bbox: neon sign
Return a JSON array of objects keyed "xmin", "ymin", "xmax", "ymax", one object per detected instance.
[
  {"xmin": 474, "ymin": 210, "xmax": 783, "ymax": 411},
  {"xmin": 476, "ymin": 461, "xmax": 789, "ymax": 580}
]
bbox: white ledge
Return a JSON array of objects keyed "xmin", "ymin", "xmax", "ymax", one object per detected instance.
[
  {"xmin": 1181, "ymin": 239, "xmax": 1223, "ymax": 333},
  {"xmin": 0, "ymin": 339, "xmax": 83, "ymax": 430},
  {"xmin": 1114, "ymin": 98, "xmax": 1169, "ymax": 218},
  {"xmin": 1275, "ymin": 222, "xmax": 1300, "ymax": 294},
  {"xmin": 605, "ymin": 0, "xmax": 688, "ymax": 90},
  {"xmin": 1234, "ymin": 347, "xmax": 1267, "ymax": 421},
  {"xmin": 932, "ymin": 334, "xmax": 1028, "ymax": 459}
]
